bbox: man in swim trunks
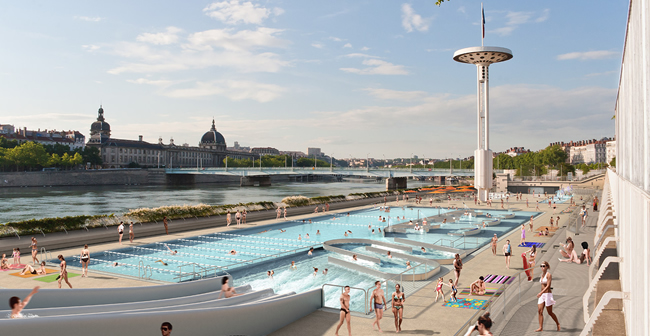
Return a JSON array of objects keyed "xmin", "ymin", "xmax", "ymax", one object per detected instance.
[
  {"xmin": 335, "ymin": 285, "xmax": 352, "ymax": 336},
  {"xmin": 371, "ymin": 280, "xmax": 387, "ymax": 332},
  {"xmin": 470, "ymin": 276, "xmax": 487, "ymax": 295}
]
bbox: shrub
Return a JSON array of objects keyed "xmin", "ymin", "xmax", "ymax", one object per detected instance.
[{"xmin": 281, "ymin": 196, "xmax": 310, "ymax": 207}]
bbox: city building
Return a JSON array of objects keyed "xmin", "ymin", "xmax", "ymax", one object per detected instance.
[
  {"xmin": 86, "ymin": 106, "xmax": 254, "ymax": 168},
  {"xmin": 0, "ymin": 124, "xmax": 85, "ymax": 149},
  {"xmin": 280, "ymin": 150, "xmax": 307, "ymax": 159},
  {"xmin": 250, "ymin": 147, "xmax": 280, "ymax": 155},
  {"xmin": 307, "ymin": 147, "xmax": 322, "ymax": 157},
  {"xmin": 606, "ymin": 139, "xmax": 616, "ymax": 164},
  {"xmin": 504, "ymin": 147, "xmax": 530, "ymax": 157},
  {"xmin": 227, "ymin": 141, "xmax": 251, "ymax": 153},
  {"xmin": 549, "ymin": 137, "xmax": 614, "ymax": 164}
]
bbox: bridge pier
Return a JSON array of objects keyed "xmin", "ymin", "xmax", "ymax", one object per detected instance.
[
  {"xmin": 240, "ymin": 176, "xmax": 272, "ymax": 187},
  {"xmin": 386, "ymin": 177, "xmax": 407, "ymax": 190}
]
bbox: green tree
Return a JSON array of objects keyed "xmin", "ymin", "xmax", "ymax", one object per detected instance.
[
  {"xmin": 81, "ymin": 146, "xmax": 102, "ymax": 166},
  {"xmin": 539, "ymin": 145, "xmax": 568, "ymax": 168},
  {"xmin": 296, "ymin": 157, "xmax": 329, "ymax": 167},
  {"xmin": 7, "ymin": 142, "xmax": 49, "ymax": 170},
  {"xmin": 223, "ymin": 157, "xmax": 254, "ymax": 167},
  {"xmin": 610, "ymin": 157, "xmax": 616, "ymax": 167},
  {"xmin": 72, "ymin": 152, "xmax": 83, "ymax": 166},
  {"xmin": 0, "ymin": 136, "xmax": 19, "ymax": 149},
  {"xmin": 48, "ymin": 153, "xmax": 62, "ymax": 167}
]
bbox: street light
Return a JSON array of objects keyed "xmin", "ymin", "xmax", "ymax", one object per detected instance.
[{"xmin": 367, "ymin": 153, "xmax": 370, "ymax": 171}]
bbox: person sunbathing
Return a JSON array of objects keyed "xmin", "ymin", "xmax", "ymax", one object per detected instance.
[
  {"xmin": 1, "ymin": 254, "xmax": 9, "ymax": 269},
  {"xmin": 20, "ymin": 262, "xmax": 47, "ymax": 275},
  {"xmin": 470, "ymin": 276, "xmax": 486, "ymax": 295}
]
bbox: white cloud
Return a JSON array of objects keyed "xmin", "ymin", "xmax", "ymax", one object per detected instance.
[
  {"xmin": 127, "ymin": 78, "xmax": 174, "ymax": 87},
  {"xmin": 203, "ymin": 0, "xmax": 281, "ymax": 25},
  {"xmin": 163, "ymin": 80, "xmax": 285, "ymax": 102},
  {"xmin": 311, "ymin": 42, "xmax": 324, "ymax": 49},
  {"xmin": 328, "ymin": 36, "xmax": 343, "ymax": 42},
  {"xmin": 401, "ymin": 4, "xmax": 431, "ymax": 33},
  {"xmin": 364, "ymin": 88, "xmax": 427, "ymax": 101},
  {"xmin": 457, "ymin": 6, "xmax": 466, "ymax": 14},
  {"xmin": 491, "ymin": 26, "xmax": 515, "ymax": 36},
  {"xmin": 343, "ymin": 43, "xmax": 352, "ymax": 48},
  {"xmin": 185, "ymin": 27, "xmax": 288, "ymax": 52},
  {"xmin": 536, "ymin": 9, "xmax": 550, "ymax": 23},
  {"xmin": 74, "ymin": 16, "xmax": 103, "ymax": 22},
  {"xmin": 585, "ymin": 70, "xmax": 619, "ymax": 77},
  {"xmin": 557, "ymin": 50, "xmax": 620, "ymax": 61},
  {"xmin": 344, "ymin": 53, "xmax": 378, "ymax": 58},
  {"xmin": 340, "ymin": 59, "xmax": 408, "ymax": 75},
  {"xmin": 505, "ymin": 11, "xmax": 532, "ymax": 26},
  {"xmin": 360, "ymin": 46, "xmax": 370, "ymax": 51},
  {"xmin": 136, "ymin": 27, "xmax": 182, "ymax": 45},
  {"xmin": 82, "ymin": 44, "xmax": 100, "ymax": 52}
]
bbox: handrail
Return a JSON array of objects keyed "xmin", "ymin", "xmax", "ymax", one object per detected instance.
[
  {"xmin": 8, "ymin": 226, "xmax": 20, "ymax": 239},
  {"xmin": 322, "ymin": 284, "xmax": 368, "ymax": 315},
  {"xmin": 583, "ymin": 256, "xmax": 622, "ymax": 323},
  {"xmin": 580, "ymin": 291, "xmax": 626, "ymax": 336},
  {"xmin": 39, "ymin": 247, "xmax": 52, "ymax": 265},
  {"xmin": 589, "ymin": 237, "xmax": 619, "ymax": 281},
  {"xmin": 138, "ymin": 260, "xmax": 144, "ymax": 279}
]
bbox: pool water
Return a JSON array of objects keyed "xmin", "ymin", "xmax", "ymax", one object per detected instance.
[{"xmin": 55, "ymin": 206, "xmax": 541, "ymax": 311}]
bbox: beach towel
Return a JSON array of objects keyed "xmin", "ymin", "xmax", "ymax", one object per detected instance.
[
  {"xmin": 482, "ymin": 274, "xmax": 515, "ymax": 285},
  {"xmin": 442, "ymin": 298, "xmax": 488, "ymax": 310},
  {"xmin": 34, "ymin": 272, "xmax": 81, "ymax": 283},
  {"xmin": 9, "ymin": 268, "xmax": 59, "ymax": 278},
  {"xmin": 518, "ymin": 242, "xmax": 545, "ymax": 248}
]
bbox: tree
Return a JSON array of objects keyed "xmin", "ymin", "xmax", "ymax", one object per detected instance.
[
  {"xmin": 296, "ymin": 157, "xmax": 329, "ymax": 167},
  {"xmin": 7, "ymin": 142, "xmax": 49, "ymax": 170},
  {"xmin": 539, "ymin": 145, "xmax": 568, "ymax": 167},
  {"xmin": 610, "ymin": 157, "xmax": 616, "ymax": 167},
  {"xmin": 81, "ymin": 146, "xmax": 102, "ymax": 166},
  {"xmin": 0, "ymin": 136, "xmax": 19, "ymax": 149},
  {"xmin": 48, "ymin": 153, "xmax": 62, "ymax": 167},
  {"xmin": 223, "ymin": 157, "xmax": 253, "ymax": 167}
]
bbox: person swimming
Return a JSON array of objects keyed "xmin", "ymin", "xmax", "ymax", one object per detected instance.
[
  {"xmin": 323, "ymin": 268, "xmax": 328, "ymax": 275},
  {"xmin": 308, "ymin": 247, "xmax": 314, "ymax": 256},
  {"xmin": 290, "ymin": 261, "xmax": 297, "ymax": 270},
  {"xmin": 313, "ymin": 267, "xmax": 319, "ymax": 276},
  {"xmin": 155, "ymin": 259, "xmax": 168, "ymax": 266}
]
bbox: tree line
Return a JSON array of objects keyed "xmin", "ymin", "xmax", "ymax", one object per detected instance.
[
  {"xmin": 0, "ymin": 137, "xmax": 102, "ymax": 171},
  {"xmin": 223, "ymin": 155, "xmax": 330, "ymax": 168}
]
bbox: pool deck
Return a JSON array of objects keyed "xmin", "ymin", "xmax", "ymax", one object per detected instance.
[{"xmin": 0, "ymin": 193, "xmax": 591, "ymax": 335}]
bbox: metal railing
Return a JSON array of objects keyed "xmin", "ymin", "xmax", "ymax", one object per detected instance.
[
  {"xmin": 432, "ymin": 236, "xmax": 482, "ymax": 249},
  {"xmin": 175, "ymin": 262, "xmax": 231, "ymax": 282},
  {"xmin": 39, "ymin": 247, "xmax": 52, "ymax": 265}
]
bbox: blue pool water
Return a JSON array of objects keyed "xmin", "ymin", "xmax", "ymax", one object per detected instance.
[{"xmin": 56, "ymin": 206, "xmax": 541, "ymax": 311}]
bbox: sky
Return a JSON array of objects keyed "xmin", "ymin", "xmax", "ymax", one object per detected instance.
[{"xmin": 0, "ymin": 0, "xmax": 628, "ymax": 159}]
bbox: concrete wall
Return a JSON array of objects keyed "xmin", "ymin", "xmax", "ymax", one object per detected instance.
[{"xmin": 0, "ymin": 169, "xmax": 150, "ymax": 187}]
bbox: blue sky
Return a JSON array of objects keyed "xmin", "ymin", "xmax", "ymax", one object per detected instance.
[{"xmin": 0, "ymin": 0, "xmax": 628, "ymax": 159}]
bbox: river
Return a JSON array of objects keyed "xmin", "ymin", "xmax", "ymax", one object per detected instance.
[{"xmin": 0, "ymin": 181, "xmax": 431, "ymax": 223}]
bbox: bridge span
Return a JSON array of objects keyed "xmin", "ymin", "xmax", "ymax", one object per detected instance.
[{"xmin": 165, "ymin": 167, "xmax": 495, "ymax": 178}]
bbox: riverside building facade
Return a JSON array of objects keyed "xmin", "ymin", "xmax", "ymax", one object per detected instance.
[{"xmin": 86, "ymin": 106, "xmax": 254, "ymax": 168}]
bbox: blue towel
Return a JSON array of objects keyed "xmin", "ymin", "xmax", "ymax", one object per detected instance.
[{"xmin": 518, "ymin": 242, "xmax": 545, "ymax": 248}]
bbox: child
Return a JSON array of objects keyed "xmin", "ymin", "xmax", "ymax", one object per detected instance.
[
  {"xmin": 13, "ymin": 248, "xmax": 20, "ymax": 265},
  {"xmin": 446, "ymin": 279, "xmax": 458, "ymax": 302},
  {"xmin": 434, "ymin": 277, "xmax": 445, "ymax": 302}
]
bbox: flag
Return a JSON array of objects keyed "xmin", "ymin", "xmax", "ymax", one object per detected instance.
[{"xmin": 481, "ymin": 5, "xmax": 485, "ymax": 39}]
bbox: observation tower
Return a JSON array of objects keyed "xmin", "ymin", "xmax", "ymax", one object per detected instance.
[{"xmin": 453, "ymin": 46, "xmax": 512, "ymax": 202}]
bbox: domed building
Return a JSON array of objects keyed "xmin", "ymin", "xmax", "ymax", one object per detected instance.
[
  {"xmin": 199, "ymin": 119, "xmax": 227, "ymax": 151},
  {"xmin": 86, "ymin": 107, "xmax": 253, "ymax": 168}
]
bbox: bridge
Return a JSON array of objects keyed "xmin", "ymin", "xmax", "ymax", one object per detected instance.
[{"xmin": 164, "ymin": 167, "xmax": 497, "ymax": 189}]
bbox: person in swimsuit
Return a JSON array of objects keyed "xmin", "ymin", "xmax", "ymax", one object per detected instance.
[
  {"xmin": 470, "ymin": 276, "xmax": 486, "ymax": 295},
  {"xmin": 290, "ymin": 261, "xmax": 297, "ymax": 270},
  {"xmin": 163, "ymin": 216, "xmax": 169, "ymax": 235},
  {"xmin": 491, "ymin": 234, "xmax": 498, "ymax": 256},
  {"xmin": 453, "ymin": 253, "xmax": 463, "ymax": 286},
  {"xmin": 243, "ymin": 209, "xmax": 247, "ymax": 224},
  {"xmin": 80, "ymin": 244, "xmax": 90, "ymax": 277},
  {"xmin": 446, "ymin": 279, "xmax": 458, "ymax": 302},
  {"xmin": 559, "ymin": 237, "xmax": 575, "ymax": 260},
  {"xmin": 57, "ymin": 254, "xmax": 72, "ymax": 288},
  {"xmin": 283, "ymin": 207, "xmax": 287, "ymax": 220},
  {"xmin": 503, "ymin": 240, "xmax": 512, "ymax": 269},
  {"xmin": 30, "ymin": 237, "xmax": 39, "ymax": 265},
  {"xmin": 12, "ymin": 247, "xmax": 20, "ymax": 265},
  {"xmin": 267, "ymin": 270, "xmax": 274, "ymax": 278},
  {"xmin": 434, "ymin": 277, "xmax": 445, "ymax": 302},
  {"xmin": 235, "ymin": 210, "xmax": 241, "ymax": 226},
  {"xmin": 218, "ymin": 277, "xmax": 241, "ymax": 298},
  {"xmin": 535, "ymin": 261, "xmax": 561, "ymax": 332},
  {"xmin": 529, "ymin": 215, "xmax": 534, "ymax": 232},
  {"xmin": 308, "ymin": 247, "xmax": 314, "ymax": 256},
  {"xmin": 1, "ymin": 254, "xmax": 9, "ymax": 269},
  {"xmin": 226, "ymin": 210, "xmax": 232, "ymax": 226},
  {"xmin": 20, "ymin": 262, "xmax": 46, "ymax": 275},
  {"xmin": 527, "ymin": 245, "xmax": 537, "ymax": 280},
  {"xmin": 117, "ymin": 222, "xmax": 124, "ymax": 245},
  {"xmin": 579, "ymin": 242, "xmax": 592, "ymax": 265},
  {"xmin": 371, "ymin": 281, "xmax": 387, "ymax": 332},
  {"xmin": 391, "ymin": 284, "xmax": 405, "ymax": 333},
  {"xmin": 520, "ymin": 224, "xmax": 526, "ymax": 246},
  {"xmin": 129, "ymin": 222, "xmax": 134, "ymax": 243},
  {"xmin": 9, "ymin": 286, "xmax": 39, "ymax": 319},
  {"xmin": 313, "ymin": 267, "xmax": 318, "ymax": 276},
  {"xmin": 463, "ymin": 312, "xmax": 493, "ymax": 336},
  {"xmin": 155, "ymin": 260, "xmax": 168, "ymax": 266},
  {"xmin": 335, "ymin": 285, "xmax": 352, "ymax": 336},
  {"xmin": 164, "ymin": 244, "xmax": 178, "ymax": 255}
]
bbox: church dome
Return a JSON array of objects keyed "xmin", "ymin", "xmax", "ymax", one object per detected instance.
[
  {"xmin": 90, "ymin": 106, "xmax": 111, "ymax": 135},
  {"xmin": 200, "ymin": 119, "xmax": 226, "ymax": 146}
]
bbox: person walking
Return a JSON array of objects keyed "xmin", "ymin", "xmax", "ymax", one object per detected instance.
[
  {"xmin": 283, "ymin": 207, "xmax": 287, "ymax": 220},
  {"xmin": 391, "ymin": 284, "xmax": 405, "ymax": 333},
  {"xmin": 117, "ymin": 222, "xmax": 124, "ymax": 245},
  {"xmin": 491, "ymin": 234, "xmax": 498, "ymax": 256},
  {"xmin": 535, "ymin": 261, "xmax": 561, "ymax": 332},
  {"xmin": 163, "ymin": 216, "xmax": 169, "ymax": 235},
  {"xmin": 529, "ymin": 215, "xmax": 534, "ymax": 232},
  {"xmin": 30, "ymin": 237, "xmax": 39, "ymax": 265},
  {"xmin": 453, "ymin": 254, "xmax": 463, "ymax": 286},
  {"xmin": 503, "ymin": 240, "xmax": 512, "ymax": 269},
  {"xmin": 226, "ymin": 210, "xmax": 232, "ymax": 226},
  {"xmin": 335, "ymin": 286, "xmax": 352, "ymax": 336},
  {"xmin": 235, "ymin": 210, "xmax": 241, "ymax": 226},
  {"xmin": 371, "ymin": 281, "xmax": 386, "ymax": 332},
  {"xmin": 129, "ymin": 222, "xmax": 135, "ymax": 243},
  {"xmin": 80, "ymin": 244, "xmax": 90, "ymax": 277},
  {"xmin": 57, "ymin": 255, "xmax": 72, "ymax": 288}
]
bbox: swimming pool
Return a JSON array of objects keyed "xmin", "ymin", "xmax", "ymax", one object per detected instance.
[{"xmin": 54, "ymin": 206, "xmax": 540, "ymax": 311}]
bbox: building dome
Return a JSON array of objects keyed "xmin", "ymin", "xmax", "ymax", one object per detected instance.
[
  {"xmin": 200, "ymin": 119, "xmax": 226, "ymax": 146},
  {"xmin": 90, "ymin": 105, "xmax": 111, "ymax": 136}
]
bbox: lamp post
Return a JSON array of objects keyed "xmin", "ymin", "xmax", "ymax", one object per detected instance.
[
  {"xmin": 410, "ymin": 152, "xmax": 413, "ymax": 173},
  {"xmin": 366, "ymin": 153, "xmax": 370, "ymax": 172}
]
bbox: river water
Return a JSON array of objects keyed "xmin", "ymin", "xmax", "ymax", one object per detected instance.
[{"xmin": 0, "ymin": 181, "xmax": 431, "ymax": 223}]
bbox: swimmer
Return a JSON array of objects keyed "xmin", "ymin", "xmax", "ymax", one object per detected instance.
[
  {"xmin": 317, "ymin": 230, "xmax": 321, "ymax": 235},
  {"xmin": 372, "ymin": 229, "xmax": 375, "ymax": 233},
  {"xmin": 280, "ymin": 229, "xmax": 286, "ymax": 233},
  {"xmin": 258, "ymin": 230, "xmax": 269, "ymax": 234},
  {"xmin": 369, "ymin": 225, "xmax": 372, "ymax": 230},
  {"xmin": 409, "ymin": 220, "xmax": 413, "ymax": 225},
  {"xmin": 352, "ymin": 254, "xmax": 358, "ymax": 261},
  {"xmin": 164, "ymin": 244, "xmax": 178, "ymax": 255},
  {"xmin": 298, "ymin": 234, "xmax": 302, "ymax": 240},
  {"xmin": 344, "ymin": 232, "xmax": 348, "ymax": 237},
  {"xmin": 309, "ymin": 219, "xmax": 312, "ymax": 224},
  {"xmin": 229, "ymin": 250, "xmax": 237, "ymax": 255},
  {"xmin": 323, "ymin": 268, "xmax": 328, "ymax": 275},
  {"xmin": 155, "ymin": 259, "xmax": 168, "ymax": 266},
  {"xmin": 378, "ymin": 228, "xmax": 382, "ymax": 233},
  {"xmin": 387, "ymin": 251, "xmax": 392, "ymax": 259},
  {"xmin": 308, "ymin": 247, "xmax": 314, "ymax": 256},
  {"xmin": 9, "ymin": 286, "xmax": 39, "ymax": 319},
  {"xmin": 347, "ymin": 212, "xmax": 350, "ymax": 216},
  {"xmin": 382, "ymin": 217, "xmax": 386, "ymax": 222},
  {"xmin": 421, "ymin": 247, "xmax": 426, "ymax": 253},
  {"xmin": 290, "ymin": 261, "xmax": 297, "ymax": 270},
  {"xmin": 267, "ymin": 270, "xmax": 274, "ymax": 278},
  {"xmin": 112, "ymin": 262, "xmax": 119, "ymax": 267},
  {"xmin": 406, "ymin": 261, "xmax": 411, "ymax": 269},
  {"xmin": 313, "ymin": 267, "xmax": 319, "ymax": 276},
  {"xmin": 305, "ymin": 233, "xmax": 310, "ymax": 239},
  {"xmin": 347, "ymin": 230, "xmax": 352, "ymax": 233}
]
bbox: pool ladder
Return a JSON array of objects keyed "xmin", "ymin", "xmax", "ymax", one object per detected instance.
[{"xmin": 138, "ymin": 260, "xmax": 153, "ymax": 280}]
